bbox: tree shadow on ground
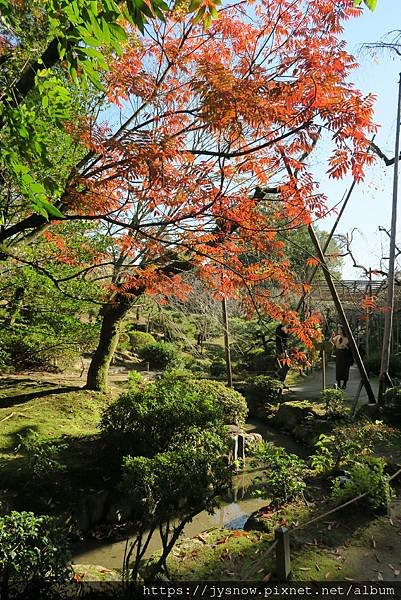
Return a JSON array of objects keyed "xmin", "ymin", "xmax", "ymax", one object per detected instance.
[
  {"xmin": 0, "ymin": 431, "xmax": 124, "ymax": 520},
  {"xmin": 162, "ymin": 501, "xmax": 387, "ymax": 581},
  {"xmin": 0, "ymin": 386, "xmax": 82, "ymax": 408}
]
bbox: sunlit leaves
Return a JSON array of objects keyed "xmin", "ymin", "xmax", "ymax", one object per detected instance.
[{"xmin": 353, "ymin": 0, "xmax": 378, "ymax": 11}]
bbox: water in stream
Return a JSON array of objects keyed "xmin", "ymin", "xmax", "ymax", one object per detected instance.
[{"xmin": 72, "ymin": 418, "xmax": 308, "ymax": 570}]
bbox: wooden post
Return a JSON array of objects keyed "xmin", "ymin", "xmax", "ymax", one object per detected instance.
[
  {"xmin": 222, "ymin": 297, "xmax": 233, "ymax": 387},
  {"xmin": 275, "ymin": 526, "xmax": 291, "ymax": 581},
  {"xmin": 351, "ymin": 380, "xmax": 364, "ymax": 417},
  {"xmin": 379, "ymin": 73, "xmax": 401, "ymax": 403},
  {"xmin": 307, "ymin": 225, "xmax": 376, "ymax": 404},
  {"xmin": 322, "ymin": 347, "xmax": 327, "ymax": 390},
  {"xmin": 365, "ymin": 268, "xmax": 372, "ymax": 361}
]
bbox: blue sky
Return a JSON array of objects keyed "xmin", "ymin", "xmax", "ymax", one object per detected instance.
[{"xmin": 315, "ymin": 0, "xmax": 400, "ymax": 279}]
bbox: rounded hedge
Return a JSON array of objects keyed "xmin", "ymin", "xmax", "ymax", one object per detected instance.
[
  {"xmin": 100, "ymin": 374, "xmax": 248, "ymax": 456},
  {"xmin": 139, "ymin": 341, "xmax": 183, "ymax": 369},
  {"xmin": 129, "ymin": 330, "xmax": 157, "ymax": 352}
]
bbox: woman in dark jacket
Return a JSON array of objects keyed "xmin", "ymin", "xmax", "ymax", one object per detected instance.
[
  {"xmin": 275, "ymin": 323, "xmax": 290, "ymax": 385},
  {"xmin": 331, "ymin": 325, "xmax": 353, "ymax": 389}
]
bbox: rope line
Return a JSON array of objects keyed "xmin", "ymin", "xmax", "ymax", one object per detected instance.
[{"xmin": 289, "ymin": 465, "xmax": 401, "ymax": 535}]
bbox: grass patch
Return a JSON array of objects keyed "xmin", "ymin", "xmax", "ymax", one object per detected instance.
[
  {"xmin": 153, "ymin": 528, "xmax": 275, "ymax": 581},
  {"xmin": 0, "ymin": 381, "xmax": 111, "ymax": 459}
]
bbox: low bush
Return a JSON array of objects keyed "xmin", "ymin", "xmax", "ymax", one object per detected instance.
[
  {"xmin": 311, "ymin": 421, "xmax": 397, "ymax": 474},
  {"xmin": 188, "ymin": 358, "xmax": 212, "ymax": 374},
  {"xmin": 250, "ymin": 442, "xmax": 306, "ymax": 506},
  {"xmin": 331, "ymin": 456, "xmax": 392, "ymax": 510},
  {"xmin": 139, "ymin": 341, "xmax": 183, "ymax": 370},
  {"xmin": 190, "ymin": 379, "xmax": 248, "ymax": 426},
  {"xmin": 101, "ymin": 376, "xmax": 225, "ymax": 456},
  {"xmin": 0, "ymin": 322, "xmax": 97, "ymax": 372},
  {"xmin": 383, "ymin": 386, "xmax": 401, "ymax": 417},
  {"xmin": 237, "ymin": 348, "xmax": 276, "ymax": 373},
  {"xmin": 127, "ymin": 370, "xmax": 146, "ymax": 391},
  {"xmin": 129, "ymin": 330, "xmax": 157, "ymax": 353},
  {"xmin": 0, "ymin": 511, "xmax": 71, "ymax": 598},
  {"xmin": 17, "ymin": 431, "xmax": 67, "ymax": 482},
  {"xmin": 246, "ymin": 375, "xmax": 283, "ymax": 404},
  {"xmin": 320, "ymin": 388, "xmax": 347, "ymax": 419}
]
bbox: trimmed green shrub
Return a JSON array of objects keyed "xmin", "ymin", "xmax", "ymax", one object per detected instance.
[
  {"xmin": 127, "ymin": 370, "xmax": 146, "ymax": 391},
  {"xmin": 139, "ymin": 341, "xmax": 183, "ymax": 370},
  {"xmin": 129, "ymin": 330, "xmax": 156, "ymax": 352},
  {"xmin": 0, "ymin": 511, "xmax": 71, "ymax": 597},
  {"xmin": 251, "ymin": 442, "xmax": 306, "ymax": 506},
  {"xmin": 188, "ymin": 358, "xmax": 212, "ymax": 374},
  {"xmin": 331, "ymin": 457, "xmax": 392, "ymax": 510},
  {"xmin": 320, "ymin": 388, "xmax": 347, "ymax": 419},
  {"xmin": 101, "ymin": 376, "xmax": 226, "ymax": 456},
  {"xmin": 238, "ymin": 348, "xmax": 276, "ymax": 373},
  {"xmin": 121, "ymin": 426, "xmax": 232, "ymax": 583},
  {"xmin": 246, "ymin": 375, "xmax": 283, "ymax": 404},
  {"xmin": 189, "ymin": 379, "xmax": 248, "ymax": 426}
]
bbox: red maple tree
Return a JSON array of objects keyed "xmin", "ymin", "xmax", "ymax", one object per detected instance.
[{"xmin": 6, "ymin": 0, "xmax": 377, "ymax": 390}]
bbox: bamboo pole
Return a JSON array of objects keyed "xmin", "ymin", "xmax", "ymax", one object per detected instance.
[
  {"xmin": 222, "ymin": 297, "xmax": 233, "ymax": 387},
  {"xmin": 308, "ymin": 225, "xmax": 376, "ymax": 404},
  {"xmin": 379, "ymin": 73, "xmax": 401, "ymax": 404}
]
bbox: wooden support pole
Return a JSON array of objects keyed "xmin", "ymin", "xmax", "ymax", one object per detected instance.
[
  {"xmin": 379, "ymin": 74, "xmax": 401, "ymax": 403},
  {"xmin": 322, "ymin": 347, "xmax": 326, "ymax": 391},
  {"xmin": 222, "ymin": 297, "xmax": 233, "ymax": 387},
  {"xmin": 275, "ymin": 527, "xmax": 291, "ymax": 581},
  {"xmin": 307, "ymin": 225, "xmax": 376, "ymax": 405},
  {"xmin": 296, "ymin": 185, "xmax": 356, "ymax": 313}
]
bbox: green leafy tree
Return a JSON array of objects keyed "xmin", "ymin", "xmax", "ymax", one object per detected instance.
[
  {"xmin": 121, "ymin": 428, "xmax": 231, "ymax": 583},
  {"xmin": 0, "ymin": 511, "xmax": 71, "ymax": 600},
  {"xmin": 0, "ymin": 0, "xmax": 220, "ymax": 217}
]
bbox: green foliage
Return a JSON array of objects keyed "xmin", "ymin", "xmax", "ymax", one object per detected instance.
[
  {"xmin": 189, "ymin": 379, "xmax": 248, "ymax": 426},
  {"xmin": 251, "ymin": 442, "xmax": 306, "ymax": 506},
  {"xmin": 383, "ymin": 386, "xmax": 401, "ymax": 418},
  {"xmin": 129, "ymin": 330, "xmax": 157, "ymax": 353},
  {"xmin": 0, "ymin": 321, "xmax": 97, "ymax": 371},
  {"xmin": 188, "ymin": 357, "xmax": 212, "ymax": 374},
  {"xmin": 0, "ymin": 0, "xmax": 221, "ymax": 216},
  {"xmin": 0, "ymin": 511, "xmax": 71, "ymax": 596},
  {"xmin": 127, "ymin": 370, "xmax": 146, "ymax": 391},
  {"xmin": 311, "ymin": 421, "xmax": 395, "ymax": 475},
  {"xmin": 121, "ymin": 426, "xmax": 232, "ymax": 582},
  {"xmin": 246, "ymin": 375, "xmax": 283, "ymax": 404},
  {"xmin": 354, "ymin": 0, "xmax": 377, "ymax": 10},
  {"xmin": 100, "ymin": 374, "xmax": 228, "ymax": 456},
  {"xmin": 320, "ymin": 388, "xmax": 347, "ymax": 419},
  {"xmin": 121, "ymin": 429, "xmax": 231, "ymax": 523},
  {"xmin": 238, "ymin": 348, "xmax": 276, "ymax": 372},
  {"xmin": 17, "ymin": 431, "xmax": 67, "ymax": 481},
  {"xmin": 331, "ymin": 457, "xmax": 392, "ymax": 509},
  {"xmin": 139, "ymin": 341, "xmax": 183, "ymax": 370}
]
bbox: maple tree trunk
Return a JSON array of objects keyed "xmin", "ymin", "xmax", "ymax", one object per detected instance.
[{"xmin": 86, "ymin": 299, "xmax": 131, "ymax": 392}]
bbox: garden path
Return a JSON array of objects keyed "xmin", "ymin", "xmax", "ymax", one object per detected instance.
[{"xmin": 288, "ymin": 363, "xmax": 380, "ymax": 407}]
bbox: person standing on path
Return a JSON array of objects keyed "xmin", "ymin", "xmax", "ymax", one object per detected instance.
[
  {"xmin": 275, "ymin": 323, "xmax": 290, "ymax": 387},
  {"xmin": 331, "ymin": 325, "xmax": 353, "ymax": 390}
]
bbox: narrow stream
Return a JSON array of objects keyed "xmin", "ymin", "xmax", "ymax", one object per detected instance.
[{"xmin": 72, "ymin": 418, "xmax": 308, "ymax": 570}]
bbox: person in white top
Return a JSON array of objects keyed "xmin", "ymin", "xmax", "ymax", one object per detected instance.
[{"xmin": 330, "ymin": 325, "xmax": 353, "ymax": 390}]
